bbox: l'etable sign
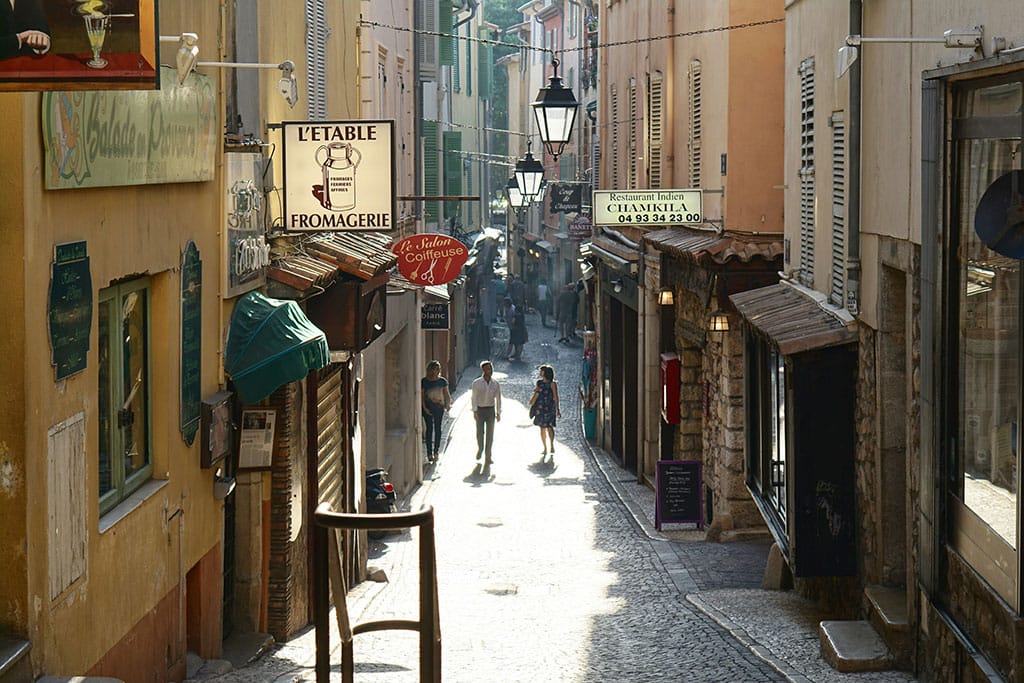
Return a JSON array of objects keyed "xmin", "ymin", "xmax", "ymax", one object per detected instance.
[
  {"xmin": 592, "ymin": 189, "xmax": 703, "ymax": 227},
  {"xmin": 282, "ymin": 120, "xmax": 396, "ymax": 231}
]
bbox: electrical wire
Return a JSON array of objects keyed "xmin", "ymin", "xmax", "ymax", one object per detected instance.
[{"xmin": 359, "ymin": 17, "xmax": 785, "ymax": 56}]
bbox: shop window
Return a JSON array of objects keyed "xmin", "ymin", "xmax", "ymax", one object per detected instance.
[
  {"xmin": 746, "ymin": 336, "xmax": 788, "ymax": 527},
  {"xmin": 744, "ymin": 331, "xmax": 856, "ymax": 577},
  {"xmin": 98, "ymin": 278, "xmax": 152, "ymax": 516},
  {"xmin": 944, "ymin": 74, "xmax": 1024, "ymax": 604}
]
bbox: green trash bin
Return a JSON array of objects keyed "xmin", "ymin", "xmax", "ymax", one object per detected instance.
[{"xmin": 583, "ymin": 408, "xmax": 597, "ymax": 439}]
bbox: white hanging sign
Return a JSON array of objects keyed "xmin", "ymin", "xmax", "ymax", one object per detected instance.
[{"xmin": 282, "ymin": 120, "xmax": 396, "ymax": 231}]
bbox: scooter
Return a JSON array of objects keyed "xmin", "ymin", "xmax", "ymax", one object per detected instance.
[{"xmin": 365, "ymin": 468, "xmax": 397, "ymax": 514}]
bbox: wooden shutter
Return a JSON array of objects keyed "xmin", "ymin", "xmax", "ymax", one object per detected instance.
[
  {"xmin": 418, "ymin": 0, "xmax": 438, "ymax": 80},
  {"xmin": 317, "ymin": 366, "xmax": 344, "ymax": 513},
  {"xmin": 830, "ymin": 112, "xmax": 846, "ymax": 306},
  {"xmin": 443, "ymin": 130, "xmax": 462, "ymax": 217},
  {"xmin": 689, "ymin": 60, "xmax": 702, "ymax": 188},
  {"xmin": 611, "ymin": 84, "xmax": 619, "ymax": 187},
  {"xmin": 439, "ymin": 1, "xmax": 455, "ymax": 66},
  {"xmin": 799, "ymin": 58, "xmax": 815, "ymax": 287},
  {"xmin": 628, "ymin": 78, "xmax": 638, "ymax": 189},
  {"xmin": 648, "ymin": 72, "xmax": 664, "ymax": 189},
  {"xmin": 423, "ymin": 121, "xmax": 441, "ymax": 224},
  {"xmin": 452, "ymin": 26, "xmax": 460, "ymax": 92},
  {"xmin": 477, "ymin": 26, "xmax": 492, "ymax": 99},
  {"xmin": 304, "ymin": 0, "xmax": 328, "ymax": 121},
  {"xmin": 48, "ymin": 412, "xmax": 86, "ymax": 600}
]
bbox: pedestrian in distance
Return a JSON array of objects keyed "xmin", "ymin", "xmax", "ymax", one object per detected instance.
[
  {"xmin": 528, "ymin": 365, "xmax": 560, "ymax": 457},
  {"xmin": 470, "ymin": 360, "xmax": 502, "ymax": 467},
  {"xmin": 508, "ymin": 275, "xmax": 526, "ymax": 308},
  {"xmin": 556, "ymin": 282, "xmax": 577, "ymax": 343},
  {"xmin": 420, "ymin": 360, "xmax": 451, "ymax": 463},
  {"xmin": 536, "ymin": 279, "xmax": 550, "ymax": 327},
  {"xmin": 508, "ymin": 301, "xmax": 528, "ymax": 360}
]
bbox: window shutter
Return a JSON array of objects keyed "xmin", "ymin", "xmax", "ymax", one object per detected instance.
[
  {"xmin": 799, "ymin": 58, "xmax": 815, "ymax": 287},
  {"xmin": 611, "ymin": 84, "xmax": 619, "ymax": 187},
  {"xmin": 830, "ymin": 112, "xmax": 846, "ymax": 306},
  {"xmin": 628, "ymin": 78, "xmax": 638, "ymax": 189},
  {"xmin": 452, "ymin": 28, "xmax": 460, "ymax": 92},
  {"xmin": 477, "ymin": 27, "xmax": 492, "ymax": 99},
  {"xmin": 423, "ymin": 121, "xmax": 441, "ymax": 224},
  {"xmin": 648, "ymin": 72, "xmax": 664, "ymax": 189},
  {"xmin": 689, "ymin": 60, "xmax": 702, "ymax": 188},
  {"xmin": 304, "ymin": 0, "xmax": 328, "ymax": 121},
  {"xmin": 439, "ymin": 1, "xmax": 455, "ymax": 67},
  {"xmin": 444, "ymin": 130, "xmax": 462, "ymax": 217},
  {"xmin": 418, "ymin": 0, "xmax": 438, "ymax": 80},
  {"xmin": 465, "ymin": 23, "xmax": 472, "ymax": 97}
]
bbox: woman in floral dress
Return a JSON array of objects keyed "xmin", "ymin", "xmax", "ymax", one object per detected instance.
[{"xmin": 528, "ymin": 365, "xmax": 560, "ymax": 456}]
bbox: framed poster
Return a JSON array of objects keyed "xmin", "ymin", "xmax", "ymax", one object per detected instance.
[
  {"xmin": 0, "ymin": 0, "xmax": 158, "ymax": 91},
  {"xmin": 238, "ymin": 409, "xmax": 275, "ymax": 470}
]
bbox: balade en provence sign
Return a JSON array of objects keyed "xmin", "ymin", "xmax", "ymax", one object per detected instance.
[
  {"xmin": 593, "ymin": 189, "xmax": 703, "ymax": 227},
  {"xmin": 283, "ymin": 120, "xmax": 396, "ymax": 232}
]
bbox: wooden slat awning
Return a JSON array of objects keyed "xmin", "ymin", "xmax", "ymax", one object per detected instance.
[
  {"xmin": 644, "ymin": 227, "xmax": 783, "ymax": 266},
  {"xmin": 730, "ymin": 283, "xmax": 857, "ymax": 356},
  {"xmin": 269, "ymin": 232, "xmax": 398, "ymax": 293}
]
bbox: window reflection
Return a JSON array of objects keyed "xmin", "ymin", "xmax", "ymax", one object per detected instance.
[{"xmin": 957, "ymin": 135, "xmax": 1020, "ymax": 548}]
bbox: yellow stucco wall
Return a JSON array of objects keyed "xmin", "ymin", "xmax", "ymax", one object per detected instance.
[
  {"xmin": 0, "ymin": 92, "xmax": 29, "ymax": 639},
  {"xmin": 0, "ymin": 2, "xmax": 237, "ymax": 676}
]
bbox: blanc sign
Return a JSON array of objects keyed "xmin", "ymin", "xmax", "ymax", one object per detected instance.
[
  {"xmin": 283, "ymin": 120, "xmax": 396, "ymax": 231},
  {"xmin": 593, "ymin": 189, "xmax": 703, "ymax": 227}
]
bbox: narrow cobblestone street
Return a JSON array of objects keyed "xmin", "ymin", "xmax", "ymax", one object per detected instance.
[{"xmin": 199, "ymin": 311, "xmax": 918, "ymax": 683}]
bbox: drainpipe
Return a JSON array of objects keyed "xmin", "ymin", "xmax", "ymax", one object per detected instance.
[{"xmin": 847, "ymin": 0, "xmax": 862, "ymax": 315}]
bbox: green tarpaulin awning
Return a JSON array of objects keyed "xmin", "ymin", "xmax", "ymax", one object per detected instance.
[{"xmin": 225, "ymin": 291, "xmax": 330, "ymax": 405}]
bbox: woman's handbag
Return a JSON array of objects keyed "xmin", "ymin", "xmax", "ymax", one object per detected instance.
[{"xmin": 529, "ymin": 402, "xmax": 538, "ymax": 418}]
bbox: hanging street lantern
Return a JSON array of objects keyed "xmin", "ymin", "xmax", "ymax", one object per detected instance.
[
  {"xmin": 514, "ymin": 141, "xmax": 545, "ymax": 201},
  {"xmin": 504, "ymin": 176, "xmax": 529, "ymax": 214},
  {"xmin": 532, "ymin": 179, "xmax": 548, "ymax": 204},
  {"xmin": 532, "ymin": 57, "xmax": 579, "ymax": 160}
]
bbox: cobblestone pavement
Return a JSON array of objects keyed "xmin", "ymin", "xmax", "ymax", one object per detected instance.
[{"xmin": 199, "ymin": 311, "xmax": 917, "ymax": 683}]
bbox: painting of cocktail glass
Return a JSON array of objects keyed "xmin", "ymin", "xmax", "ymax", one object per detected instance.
[{"xmin": 0, "ymin": 0, "xmax": 156, "ymax": 91}]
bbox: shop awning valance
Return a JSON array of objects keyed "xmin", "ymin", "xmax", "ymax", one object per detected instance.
[
  {"xmin": 730, "ymin": 283, "xmax": 857, "ymax": 356},
  {"xmin": 225, "ymin": 291, "xmax": 330, "ymax": 404}
]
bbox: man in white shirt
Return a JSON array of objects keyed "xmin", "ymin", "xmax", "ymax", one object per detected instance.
[{"xmin": 470, "ymin": 360, "xmax": 502, "ymax": 466}]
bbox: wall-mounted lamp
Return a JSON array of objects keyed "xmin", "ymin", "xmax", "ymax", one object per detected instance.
[
  {"xmin": 707, "ymin": 273, "xmax": 729, "ymax": 332},
  {"xmin": 194, "ymin": 59, "xmax": 299, "ymax": 107},
  {"xmin": 836, "ymin": 28, "xmax": 982, "ymax": 78},
  {"xmin": 611, "ymin": 278, "xmax": 623, "ymax": 294},
  {"xmin": 159, "ymin": 33, "xmax": 199, "ymax": 85},
  {"xmin": 657, "ymin": 287, "xmax": 674, "ymax": 306},
  {"xmin": 708, "ymin": 309, "xmax": 730, "ymax": 332}
]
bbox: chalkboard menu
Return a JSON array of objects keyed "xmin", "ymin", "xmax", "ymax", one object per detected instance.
[
  {"xmin": 48, "ymin": 241, "xmax": 92, "ymax": 380},
  {"xmin": 655, "ymin": 460, "xmax": 703, "ymax": 530},
  {"xmin": 180, "ymin": 241, "xmax": 202, "ymax": 445}
]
